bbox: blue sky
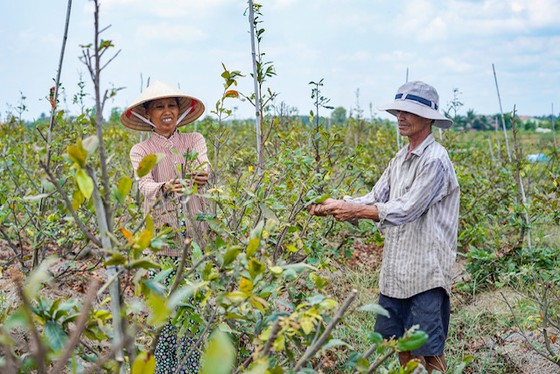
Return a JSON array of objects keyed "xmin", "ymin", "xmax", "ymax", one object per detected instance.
[{"xmin": 1, "ymin": 0, "xmax": 559, "ymax": 123}]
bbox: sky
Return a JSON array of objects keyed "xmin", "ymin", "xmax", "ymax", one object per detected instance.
[{"xmin": 1, "ymin": 0, "xmax": 559, "ymax": 123}]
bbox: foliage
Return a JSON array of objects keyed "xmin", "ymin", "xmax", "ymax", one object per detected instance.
[{"xmin": 0, "ymin": 2, "xmax": 559, "ymax": 373}]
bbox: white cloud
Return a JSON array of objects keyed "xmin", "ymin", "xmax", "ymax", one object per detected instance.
[
  {"xmin": 270, "ymin": 0, "xmax": 300, "ymax": 10},
  {"xmin": 134, "ymin": 24, "xmax": 206, "ymax": 44},
  {"xmin": 419, "ymin": 17, "xmax": 447, "ymax": 42},
  {"xmin": 441, "ymin": 57, "xmax": 473, "ymax": 73}
]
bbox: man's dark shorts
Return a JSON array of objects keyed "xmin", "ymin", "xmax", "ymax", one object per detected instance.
[{"xmin": 374, "ymin": 287, "xmax": 450, "ymax": 357}]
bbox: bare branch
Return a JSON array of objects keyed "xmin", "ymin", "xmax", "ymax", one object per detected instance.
[
  {"xmin": 39, "ymin": 161, "xmax": 102, "ymax": 247},
  {"xmin": 293, "ymin": 289, "xmax": 358, "ymax": 371},
  {"xmin": 16, "ymin": 283, "xmax": 48, "ymax": 374},
  {"xmin": 51, "ymin": 279, "xmax": 101, "ymax": 373}
]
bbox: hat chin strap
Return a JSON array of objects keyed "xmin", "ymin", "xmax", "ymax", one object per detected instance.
[
  {"xmin": 131, "ymin": 111, "xmax": 156, "ymax": 128},
  {"xmin": 131, "ymin": 106, "xmax": 193, "ymax": 129},
  {"xmin": 176, "ymin": 106, "xmax": 193, "ymax": 124}
]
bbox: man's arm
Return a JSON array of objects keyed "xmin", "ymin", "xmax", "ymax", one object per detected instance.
[{"xmin": 308, "ymin": 198, "xmax": 379, "ymax": 222}]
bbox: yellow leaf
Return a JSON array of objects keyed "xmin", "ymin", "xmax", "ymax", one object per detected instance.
[
  {"xmin": 120, "ymin": 228, "xmax": 133, "ymax": 241},
  {"xmin": 72, "ymin": 190, "xmax": 84, "ymax": 211},
  {"xmin": 134, "ymin": 228, "xmax": 153, "ymax": 250},
  {"xmin": 246, "ymin": 238, "xmax": 260, "ymax": 257},
  {"xmin": 131, "ymin": 351, "xmax": 155, "ymax": 374},
  {"xmin": 249, "ymin": 295, "xmax": 269, "ymax": 313},
  {"xmin": 68, "ymin": 140, "xmax": 87, "ymax": 168},
  {"xmin": 239, "ymin": 277, "xmax": 253, "ymax": 293},
  {"xmin": 137, "ymin": 154, "xmax": 165, "ymax": 178},
  {"xmin": 300, "ymin": 317, "xmax": 315, "ymax": 335}
]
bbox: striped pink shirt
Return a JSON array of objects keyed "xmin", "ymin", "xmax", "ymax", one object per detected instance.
[{"xmin": 130, "ymin": 131, "xmax": 211, "ymax": 256}]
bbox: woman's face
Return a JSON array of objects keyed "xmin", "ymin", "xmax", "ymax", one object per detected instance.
[{"xmin": 145, "ymin": 97, "xmax": 180, "ymax": 138}]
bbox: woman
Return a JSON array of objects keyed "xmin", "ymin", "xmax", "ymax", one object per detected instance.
[{"xmin": 120, "ymin": 80, "xmax": 209, "ymax": 373}]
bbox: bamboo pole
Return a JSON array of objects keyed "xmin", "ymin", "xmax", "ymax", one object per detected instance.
[
  {"xmin": 511, "ymin": 106, "xmax": 531, "ymax": 250},
  {"xmin": 492, "ymin": 63, "xmax": 512, "ymax": 162},
  {"xmin": 551, "ymin": 103, "xmax": 557, "ymax": 149},
  {"xmin": 248, "ymin": 0, "xmax": 263, "ymax": 176},
  {"xmin": 40, "ymin": 0, "xmax": 72, "ymax": 217},
  {"xmin": 45, "ymin": 0, "xmax": 72, "ymax": 170}
]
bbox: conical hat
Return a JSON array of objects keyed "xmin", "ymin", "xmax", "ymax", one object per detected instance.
[{"xmin": 120, "ymin": 80, "xmax": 205, "ymax": 131}]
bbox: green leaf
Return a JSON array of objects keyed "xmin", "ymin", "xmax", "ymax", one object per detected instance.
[
  {"xmin": 44, "ymin": 321, "xmax": 68, "ymax": 352},
  {"xmin": 320, "ymin": 338, "xmax": 352, "ymax": 351},
  {"xmin": 359, "ymin": 303, "xmax": 390, "ymax": 318},
  {"xmin": 244, "ymin": 357, "xmax": 269, "ymax": 374},
  {"xmin": 281, "ymin": 263, "xmax": 316, "ymax": 274},
  {"xmin": 368, "ymin": 331, "xmax": 384, "ymax": 345},
  {"xmin": 146, "ymin": 291, "xmax": 171, "ymax": 327},
  {"xmin": 82, "ymin": 135, "xmax": 99, "ymax": 156},
  {"xmin": 136, "ymin": 153, "xmax": 165, "ymax": 178},
  {"xmin": 131, "ymin": 351, "xmax": 156, "ymax": 374},
  {"xmin": 200, "ymin": 330, "xmax": 235, "ymax": 374},
  {"xmin": 250, "ymin": 220, "xmax": 264, "ymax": 239},
  {"xmin": 304, "ymin": 193, "xmax": 331, "ymax": 207},
  {"xmin": 104, "ymin": 253, "xmax": 127, "ymax": 267},
  {"xmin": 114, "ymin": 176, "xmax": 132, "ymax": 203},
  {"xmin": 248, "ymin": 258, "xmax": 265, "ymax": 279},
  {"xmin": 24, "ymin": 258, "xmax": 55, "ymax": 300},
  {"xmin": 396, "ymin": 330, "xmax": 429, "ymax": 352},
  {"xmin": 246, "ymin": 238, "xmax": 260, "ymax": 257},
  {"xmin": 22, "ymin": 193, "xmax": 50, "ymax": 202},
  {"xmin": 223, "ymin": 247, "xmax": 241, "ymax": 267},
  {"xmin": 129, "ymin": 259, "xmax": 161, "ymax": 270},
  {"xmin": 307, "ymin": 294, "xmax": 325, "ymax": 305},
  {"xmin": 76, "ymin": 169, "xmax": 94, "ymax": 199},
  {"xmin": 3, "ymin": 308, "xmax": 29, "ymax": 330}
]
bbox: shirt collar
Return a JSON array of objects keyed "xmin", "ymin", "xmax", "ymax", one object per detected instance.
[
  {"xmin": 150, "ymin": 129, "xmax": 179, "ymax": 143},
  {"xmin": 409, "ymin": 133, "xmax": 435, "ymax": 158}
]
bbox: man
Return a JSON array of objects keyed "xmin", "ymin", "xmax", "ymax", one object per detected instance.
[{"xmin": 308, "ymin": 81, "xmax": 460, "ymax": 373}]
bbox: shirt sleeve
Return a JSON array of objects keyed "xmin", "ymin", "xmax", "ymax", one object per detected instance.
[
  {"xmin": 375, "ymin": 158, "xmax": 449, "ymax": 228},
  {"xmin": 130, "ymin": 143, "xmax": 165, "ymax": 204},
  {"xmin": 191, "ymin": 132, "xmax": 211, "ymax": 173},
  {"xmin": 343, "ymin": 163, "xmax": 391, "ymax": 205}
]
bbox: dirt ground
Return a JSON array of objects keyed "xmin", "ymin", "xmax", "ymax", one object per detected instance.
[
  {"xmin": 1, "ymin": 239, "xmax": 559, "ymax": 373},
  {"xmin": 462, "ymin": 288, "xmax": 560, "ymax": 373}
]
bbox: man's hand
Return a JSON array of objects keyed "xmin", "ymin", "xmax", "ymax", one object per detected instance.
[
  {"xmin": 320, "ymin": 199, "xmax": 358, "ymax": 222},
  {"xmin": 308, "ymin": 198, "xmax": 378, "ymax": 222},
  {"xmin": 307, "ymin": 198, "xmax": 337, "ymax": 216}
]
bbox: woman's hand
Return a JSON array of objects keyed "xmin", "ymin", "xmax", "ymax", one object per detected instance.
[
  {"xmin": 192, "ymin": 171, "xmax": 209, "ymax": 186},
  {"xmin": 163, "ymin": 179, "xmax": 184, "ymax": 194}
]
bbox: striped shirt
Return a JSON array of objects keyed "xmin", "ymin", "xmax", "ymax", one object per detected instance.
[
  {"xmin": 130, "ymin": 131, "xmax": 211, "ymax": 256},
  {"xmin": 344, "ymin": 134, "xmax": 460, "ymax": 298}
]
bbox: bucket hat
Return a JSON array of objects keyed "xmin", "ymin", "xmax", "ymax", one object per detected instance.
[
  {"xmin": 377, "ymin": 81, "xmax": 453, "ymax": 129},
  {"xmin": 120, "ymin": 80, "xmax": 205, "ymax": 131}
]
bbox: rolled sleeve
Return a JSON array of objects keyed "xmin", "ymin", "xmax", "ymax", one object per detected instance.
[{"xmin": 377, "ymin": 158, "xmax": 447, "ymax": 229}]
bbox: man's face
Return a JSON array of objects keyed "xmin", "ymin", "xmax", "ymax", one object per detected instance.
[
  {"xmin": 146, "ymin": 97, "xmax": 180, "ymax": 138},
  {"xmin": 396, "ymin": 110, "xmax": 432, "ymax": 139}
]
